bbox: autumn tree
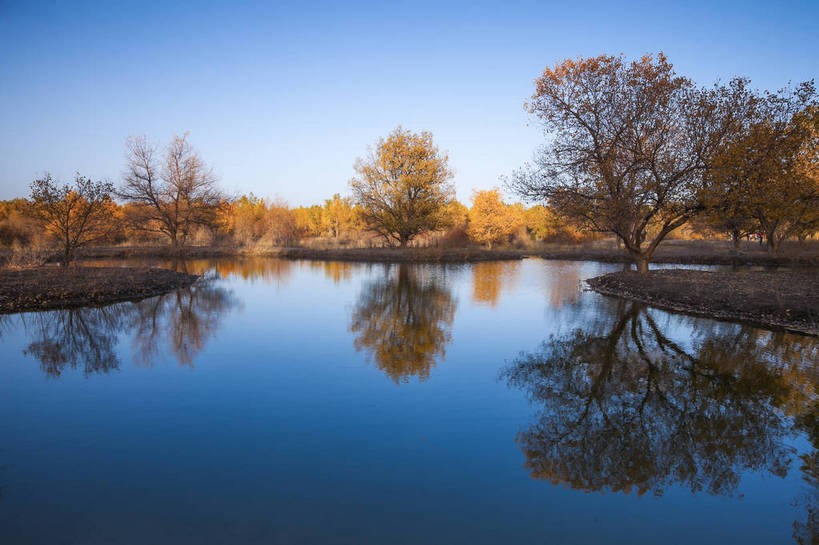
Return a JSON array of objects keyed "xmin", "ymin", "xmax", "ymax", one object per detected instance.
[
  {"xmin": 293, "ymin": 205, "xmax": 325, "ymax": 238},
  {"xmin": 466, "ymin": 188, "xmax": 522, "ymax": 248},
  {"xmin": 0, "ymin": 198, "xmax": 39, "ymax": 246},
  {"xmin": 323, "ymin": 193, "xmax": 356, "ymax": 237},
  {"xmin": 703, "ymin": 83, "xmax": 818, "ymax": 254},
  {"xmin": 120, "ymin": 134, "xmax": 222, "ymax": 248},
  {"xmin": 226, "ymin": 193, "xmax": 268, "ymax": 244},
  {"xmin": 523, "ymin": 204, "xmax": 585, "ymax": 243},
  {"xmin": 443, "ymin": 200, "xmax": 469, "ymax": 229},
  {"xmin": 512, "ymin": 54, "xmax": 741, "ymax": 273},
  {"xmin": 351, "ymin": 127, "xmax": 454, "ymax": 247},
  {"xmin": 266, "ymin": 198, "xmax": 298, "ymax": 246},
  {"xmin": 28, "ymin": 173, "xmax": 114, "ymax": 266}
]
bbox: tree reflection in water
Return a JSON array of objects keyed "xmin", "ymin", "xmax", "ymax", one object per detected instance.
[
  {"xmin": 471, "ymin": 261, "xmax": 520, "ymax": 307},
  {"xmin": 19, "ymin": 274, "xmax": 236, "ymax": 376},
  {"xmin": 351, "ymin": 264, "xmax": 456, "ymax": 384},
  {"xmin": 22, "ymin": 305, "xmax": 126, "ymax": 377},
  {"xmin": 502, "ymin": 299, "xmax": 818, "ymax": 542},
  {"xmin": 126, "ymin": 275, "xmax": 237, "ymax": 366}
]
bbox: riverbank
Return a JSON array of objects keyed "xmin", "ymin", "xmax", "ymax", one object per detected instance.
[
  {"xmin": 587, "ymin": 269, "xmax": 819, "ymax": 335},
  {"xmin": 0, "ymin": 266, "xmax": 199, "ymax": 313},
  {"xmin": 272, "ymin": 247, "xmax": 526, "ymax": 262},
  {"xmin": 46, "ymin": 246, "xmax": 527, "ymax": 263},
  {"xmin": 2, "ymin": 239, "xmax": 818, "ymax": 266},
  {"xmin": 534, "ymin": 239, "xmax": 819, "ymax": 266}
]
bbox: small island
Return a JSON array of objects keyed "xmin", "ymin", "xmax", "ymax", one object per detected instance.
[
  {"xmin": 587, "ymin": 269, "xmax": 819, "ymax": 336},
  {"xmin": 0, "ymin": 266, "xmax": 199, "ymax": 313}
]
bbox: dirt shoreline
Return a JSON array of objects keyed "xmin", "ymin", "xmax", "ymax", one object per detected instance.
[
  {"xmin": 587, "ymin": 269, "xmax": 819, "ymax": 336},
  {"xmin": 0, "ymin": 266, "xmax": 199, "ymax": 314}
]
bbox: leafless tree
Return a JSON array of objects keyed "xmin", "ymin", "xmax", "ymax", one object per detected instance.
[{"xmin": 120, "ymin": 133, "xmax": 222, "ymax": 247}]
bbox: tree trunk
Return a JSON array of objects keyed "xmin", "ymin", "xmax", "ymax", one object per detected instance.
[
  {"xmin": 731, "ymin": 229, "xmax": 741, "ymax": 253},
  {"xmin": 636, "ymin": 256, "xmax": 649, "ymax": 274},
  {"xmin": 625, "ymin": 244, "xmax": 652, "ymax": 275},
  {"xmin": 627, "ymin": 249, "xmax": 651, "ymax": 274},
  {"xmin": 766, "ymin": 230, "xmax": 780, "ymax": 256}
]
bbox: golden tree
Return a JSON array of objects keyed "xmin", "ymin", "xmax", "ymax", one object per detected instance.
[
  {"xmin": 351, "ymin": 127, "xmax": 454, "ymax": 247},
  {"xmin": 703, "ymin": 86, "xmax": 818, "ymax": 254},
  {"xmin": 293, "ymin": 205, "xmax": 324, "ymax": 238},
  {"xmin": 323, "ymin": 193, "xmax": 356, "ymax": 237},
  {"xmin": 225, "ymin": 193, "xmax": 268, "ymax": 244},
  {"xmin": 466, "ymin": 188, "xmax": 521, "ymax": 248}
]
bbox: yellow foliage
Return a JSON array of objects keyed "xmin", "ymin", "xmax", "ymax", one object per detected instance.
[
  {"xmin": 466, "ymin": 188, "xmax": 522, "ymax": 248},
  {"xmin": 351, "ymin": 127, "xmax": 454, "ymax": 247}
]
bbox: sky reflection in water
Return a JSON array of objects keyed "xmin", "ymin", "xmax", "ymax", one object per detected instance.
[{"xmin": 0, "ymin": 258, "xmax": 815, "ymax": 544}]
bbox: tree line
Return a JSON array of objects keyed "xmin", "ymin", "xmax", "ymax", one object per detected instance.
[
  {"xmin": 0, "ymin": 130, "xmax": 590, "ymax": 265},
  {"xmin": 1, "ymin": 53, "xmax": 816, "ymax": 270}
]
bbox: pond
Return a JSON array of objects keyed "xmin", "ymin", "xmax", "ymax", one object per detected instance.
[{"xmin": 0, "ymin": 258, "xmax": 816, "ymax": 544}]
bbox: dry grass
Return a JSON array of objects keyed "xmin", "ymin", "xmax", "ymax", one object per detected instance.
[{"xmin": 5, "ymin": 241, "xmax": 49, "ymax": 269}]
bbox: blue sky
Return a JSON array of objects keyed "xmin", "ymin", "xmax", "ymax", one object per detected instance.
[{"xmin": 1, "ymin": 0, "xmax": 817, "ymax": 205}]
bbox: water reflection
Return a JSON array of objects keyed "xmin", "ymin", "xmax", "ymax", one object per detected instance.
[
  {"xmin": 471, "ymin": 262, "xmax": 520, "ymax": 307},
  {"xmin": 541, "ymin": 261, "xmax": 582, "ymax": 309},
  {"xmin": 503, "ymin": 299, "xmax": 818, "ymax": 541},
  {"xmin": 19, "ymin": 276, "xmax": 237, "ymax": 376},
  {"xmin": 795, "ymin": 451, "xmax": 819, "ymax": 544},
  {"xmin": 126, "ymin": 278, "xmax": 237, "ymax": 366},
  {"xmin": 169, "ymin": 258, "xmax": 293, "ymax": 285},
  {"xmin": 503, "ymin": 300, "xmax": 817, "ymax": 495},
  {"xmin": 351, "ymin": 264, "xmax": 456, "ymax": 384},
  {"xmin": 23, "ymin": 305, "xmax": 125, "ymax": 377},
  {"xmin": 308, "ymin": 261, "xmax": 358, "ymax": 285}
]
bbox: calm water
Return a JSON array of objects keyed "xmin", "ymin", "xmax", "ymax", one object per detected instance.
[{"xmin": 0, "ymin": 258, "xmax": 816, "ymax": 544}]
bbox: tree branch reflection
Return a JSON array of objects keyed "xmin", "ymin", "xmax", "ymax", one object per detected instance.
[
  {"xmin": 20, "ymin": 275, "xmax": 237, "ymax": 376},
  {"xmin": 502, "ymin": 301, "xmax": 818, "ymax": 501},
  {"xmin": 351, "ymin": 264, "xmax": 456, "ymax": 384}
]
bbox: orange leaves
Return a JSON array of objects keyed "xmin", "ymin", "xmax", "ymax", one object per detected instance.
[{"xmin": 466, "ymin": 188, "xmax": 523, "ymax": 248}]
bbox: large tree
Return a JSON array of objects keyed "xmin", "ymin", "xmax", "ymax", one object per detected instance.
[
  {"xmin": 512, "ymin": 54, "xmax": 739, "ymax": 273},
  {"xmin": 29, "ymin": 173, "xmax": 114, "ymax": 266},
  {"xmin": 351, "ymin": 127, "xmax": 454, "ymax": 247},
  {"xmin": 120, "ymin": 134, "xmax": 222, "ymax": 248}
]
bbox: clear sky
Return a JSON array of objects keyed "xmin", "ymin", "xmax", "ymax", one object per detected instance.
[{"xmin": 1, "ymin": 0, "xmax": 817, "ymax": 205}]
